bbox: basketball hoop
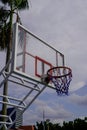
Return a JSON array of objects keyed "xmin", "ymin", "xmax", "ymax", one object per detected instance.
[{"xmin": 47, "ymin": 66, "xmax": 72, "ymax": 95}]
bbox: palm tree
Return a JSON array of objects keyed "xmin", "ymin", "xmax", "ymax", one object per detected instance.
[{"xmin": 0, "ymin": 0, "xmax": 29, "ymax": 129}]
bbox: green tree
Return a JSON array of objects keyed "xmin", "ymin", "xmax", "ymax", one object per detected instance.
[
  {"xmin": 62, "ymin": 121, "xmax": 74, "ymax": 130},
  {"xmin": 36, "ymin": 121, "xmax": 44, "ymax": 130},
  {"xmin": 0, "ymin": 0, "xmax": 29, "ymax": 130},
  {"xmin": 35, "ymin": 120, "xmax": 62, "ymax": 130},
  {"xmin": 73, "ymin": 118, "xmax": 87, "ymax": 130}
]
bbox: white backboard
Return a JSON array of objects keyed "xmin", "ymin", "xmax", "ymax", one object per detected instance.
[{"xmin": 12, "ymin": 23, "xmax": 64, "ymax": 86}]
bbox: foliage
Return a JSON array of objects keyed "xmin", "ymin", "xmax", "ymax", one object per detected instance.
[
  {"xmin": 0, "ymin": 1, "xmax": 29, "ymax": 130},
  {"xmin": 0, "ymin": 0, "xmax": 29, "ymax": 50},
  {"xmin": 0, "ymin": 6, "xmax": 10, "ymax": 50},
  {"xmin": 35, "ymin": 117, "xmax": 87, "ymax": 130}
]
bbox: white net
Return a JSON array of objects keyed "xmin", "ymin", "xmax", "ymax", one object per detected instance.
[{"xmin": 47, "ymin": 66, "xmax": 72, "ymax": 95}]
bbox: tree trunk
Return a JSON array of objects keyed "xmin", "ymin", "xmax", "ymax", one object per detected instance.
[{"xmin": 1, "ymin": 11, "xmax": 13, "ymax": 130}]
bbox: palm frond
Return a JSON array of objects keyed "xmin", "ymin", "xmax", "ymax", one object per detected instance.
[
  {"xmin": 14, "ymin": 0, "xmax": 29, "ymax": 10},
  {"xmin": 0, "ymin": 7, "xmax": 10, "ymax": 23},
  {"xmin": 0, "ymin": 0, "xmax": 8, "ymax": 4},
  {"xmin": 0, "ymin": 21, "xmax": 10, "ymax": 50},
  {"xmin": 1, "ymin": 0, "xmax": 29, "ymax": 10}
]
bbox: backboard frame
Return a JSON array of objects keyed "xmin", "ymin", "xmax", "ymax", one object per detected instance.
[{"xmin": 11, "ymin": 23, "xmax": 65, "ymax": 88}]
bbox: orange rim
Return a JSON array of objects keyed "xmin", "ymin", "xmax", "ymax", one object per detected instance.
[{"xmin": 47, "ymin": 66, "xmax": 72, "ymax": 79}]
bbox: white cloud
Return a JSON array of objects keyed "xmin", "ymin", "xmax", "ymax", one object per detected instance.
[
  {"xmin": 1, "ymin": 0, "xmax": 87, "ymax": 126},
  {"xmin": 23, "ymin": 97, "xmax": 72, "ymax": 125},
  {"xmin": 20, "ymin": 0, "xmax": 87, "ymax": 94},
  {"xmin": 69, "ymin": 93, "xmax": 87, "ymax": 106},
  {"xmin": 69, "ymin": 81, "xmax": 86, "ymax": 92}
]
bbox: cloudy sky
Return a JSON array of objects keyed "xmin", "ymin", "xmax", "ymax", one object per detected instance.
[{"xmin": 0, "ymin": 0, "xmax": 87, "ymax": 126}]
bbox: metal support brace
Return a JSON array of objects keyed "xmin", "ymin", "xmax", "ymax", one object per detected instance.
[
  {"xmin": 0, "ymin": 63, "xmax": 48, "ymax": 129},
  {"xmin": 0, "ymin": 54, "xmax": 54, "ymax": 130}
]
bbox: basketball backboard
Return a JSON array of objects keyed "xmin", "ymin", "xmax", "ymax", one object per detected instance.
[{"xmin": 12, "ymin": 23, "xmax": 64, "ymax": 86}]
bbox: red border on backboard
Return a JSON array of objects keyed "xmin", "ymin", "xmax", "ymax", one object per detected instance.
[{"xmin": 35, "ymin": 56, "xmax": 53, "ymax": 78}]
